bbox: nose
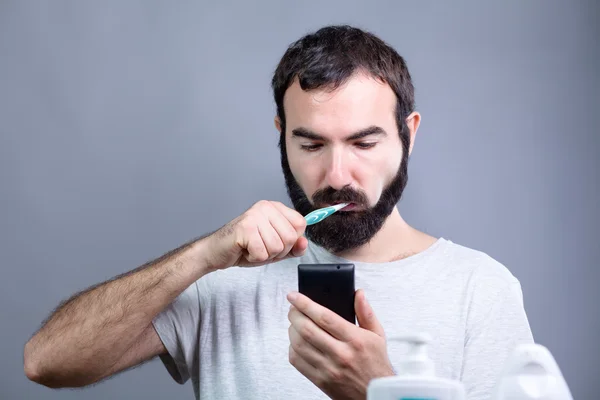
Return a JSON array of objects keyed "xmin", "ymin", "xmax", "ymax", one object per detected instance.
[{"xmin": 324, "ymin": 147, "xmax": 353, "ymax": 190}]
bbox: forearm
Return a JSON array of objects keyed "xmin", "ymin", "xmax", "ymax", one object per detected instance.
[{"xmin": 24, "ymin": 236, "xmax": 213, "ymax": 386}]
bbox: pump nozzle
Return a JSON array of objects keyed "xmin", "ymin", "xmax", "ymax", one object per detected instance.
[
  {"xmin": 388, "ymin": 333, "xmax": 435, "ymax": 376},
  {"xmin": 368, "ymin": 332, "xmax": 465, "ymax": 400}
]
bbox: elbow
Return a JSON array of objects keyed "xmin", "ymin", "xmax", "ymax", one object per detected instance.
[
  {"xmin": 23, "ymin": 339, "xmax": 68, "ymax": 389},
  {"xmin": 24, "ymin": 340, "xmax": 44, "ymax": 385},
  {"xmin": 23, "ymin": 340, "xmax": 100, "ymax": 389},
  {"xmin": 24, "ymin": 361, "xmax": 50, "ymax": 387}
]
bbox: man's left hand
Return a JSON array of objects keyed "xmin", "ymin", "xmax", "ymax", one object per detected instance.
[{"xmin": 287, "ymin": 289, "xmax": 394, "ymax": 399}]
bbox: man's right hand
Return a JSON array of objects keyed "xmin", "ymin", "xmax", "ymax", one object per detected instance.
[{"xmin": 205, "ymin": 200, "xmax": 308, "ymax": 270}]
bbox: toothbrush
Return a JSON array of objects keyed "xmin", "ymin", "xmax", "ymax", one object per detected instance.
[{"xmin": 304, "ymin": 203, "xmax": 349, "ymax": 226}]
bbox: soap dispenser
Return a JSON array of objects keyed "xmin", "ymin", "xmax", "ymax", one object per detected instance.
[{"xmin": 367, "ymin": 333, "xmax": 465, "ymax": 400}]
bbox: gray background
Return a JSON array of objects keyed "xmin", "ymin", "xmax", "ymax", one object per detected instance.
[{"xmin": 1, "ymin": 1, "xmax": 598, "ymax": 399}]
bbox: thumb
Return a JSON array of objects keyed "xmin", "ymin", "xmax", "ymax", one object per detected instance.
[
  {"xmin": 355, "ymin": 289, "xmax": 385, "ymax": 337},
  {"xmin": 290, "ymin": 236, "xmax": 308, "ymax": 257}
]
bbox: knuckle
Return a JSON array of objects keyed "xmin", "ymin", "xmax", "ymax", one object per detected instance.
[
  {"xmin": 248, "ymin": 202, "xmax": 265, "ymax": 217},
  {"xmin": 288, "ymin": 324, "xmax": 297, "ymax": 341},
  {"xmin": 258, "ymin": 250, "xmax": 270, "ymax": 261},
  {"xmin": 270, "ymin": 241, "xmax": 285, "ymax": 255},
  {"xmin": 256, "ymin": 199, "xmax": 269, "ymax": 207},
  {"xmin": 256, "ymin": 200, "xmax": 273, "ymax": 211},
  {"xmin": 349, "ymin": 338, "xmax": 365, "ymax": 352},
  {"xmin": 300, "ymin": 324, "xmax": 314, "ymax": 342},
  {"xmin": 282, "ymin": 230, "xmax": 297, "ymax": 247},
  {"xmin": 254, "ymin": 245, "xmax": 269, "ymax": 260},
  {"xmin": 249, "ymin": 248, "xmax": 268, "ymax": 262},
  {"xmin": 318, "ymin": 313, "xmax": 333, "ymax": 330},
  {"xmin": 326, "ymin": 367, "xmax": 343, "ymax": 383},
  {"xmin": 288, "ymin": 347, "xmax": 298, "ymax": 365},
  {"xmin": 253, "ymin": 255, "xmax": 267, "ymax": 263},
  {"xmin": 336, "ymin": 349, "xmax": 354, "ymax": 369},
  {"xmin": 290, "ymin": 338, "xmax": 302, "ymax": 353}
]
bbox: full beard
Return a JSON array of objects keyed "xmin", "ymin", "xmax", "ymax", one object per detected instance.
[{"xmin": 280, "ymin": 140, "xmax": 408, "ymax": 254}]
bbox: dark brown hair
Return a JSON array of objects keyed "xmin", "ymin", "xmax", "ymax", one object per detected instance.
[{"xmin": 271, "ymin": 24, "xmax": 415, "ymax": 153}]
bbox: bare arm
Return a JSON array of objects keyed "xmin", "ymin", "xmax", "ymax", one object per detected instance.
[
  {"xmin": 24, "ymin": 200, "xmax": 308, "ymax": 388},
  {"xmin": 23, "ymin": 236, "xmax": 214, "ymax": 388}
]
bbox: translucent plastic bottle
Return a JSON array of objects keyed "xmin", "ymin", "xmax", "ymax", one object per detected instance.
[
  {"xmin": 367, "ymin": 333, "xmax": 465, "ymax": 400},
  {"xmin": 492, "ymin": 343, "xmax": 573, "ymax": 400}
]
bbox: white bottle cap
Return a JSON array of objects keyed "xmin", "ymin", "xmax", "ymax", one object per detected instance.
[{"xmin": 388, "ymin": 333, "xmax": 435, "ymax": 376}]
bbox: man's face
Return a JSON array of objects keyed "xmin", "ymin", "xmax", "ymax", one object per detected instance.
[{"xmin": 278, "ymin": 72, "xmax": 410, "ymax": 253}]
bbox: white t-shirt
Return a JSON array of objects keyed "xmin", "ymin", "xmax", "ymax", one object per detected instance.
[{"xmin": 152, "ymin": 237, "xmax": 533, "ymax": 399}]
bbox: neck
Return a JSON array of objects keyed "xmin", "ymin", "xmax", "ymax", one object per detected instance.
[{"xmin": 333, "ymin": 207, "xmax": 438, "ymax": 263}]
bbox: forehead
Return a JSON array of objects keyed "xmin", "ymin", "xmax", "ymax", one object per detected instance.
[{"xmin": 283, "ymin": 72, "xmax": 397, "ymax": 137}]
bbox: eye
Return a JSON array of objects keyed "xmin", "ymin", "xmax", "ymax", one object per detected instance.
[
  {"xmin": 301, "ymin": 144, "xmax": 323, "ymax": 152},
  {"xmin": 355, "ymin": 142, "xmax": 376, "ymax": 149}
]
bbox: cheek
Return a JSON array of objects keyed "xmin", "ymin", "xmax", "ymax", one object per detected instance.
[
  {"xmin": 359, "ymin": 149, "xmax": 401, "ymax": 204},
  {"xmin": 362, "ymin": 174, "xmax": 385, "ymax": 206},
  {"xmin": 287, "ymin": 147, "xmax": 320, "ymax": 193},
  {"xmin": 383, "ymin": 149, "xmax": 402, "ymax": 182}
]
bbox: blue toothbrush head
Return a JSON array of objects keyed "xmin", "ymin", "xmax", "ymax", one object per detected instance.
[{"xmin": 304, "ymin": 203, "xmax": 349, "ymax": 226}]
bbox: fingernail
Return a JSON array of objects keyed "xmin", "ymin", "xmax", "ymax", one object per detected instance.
[{"xmin": 287, "ymin": 292, "xmax": 298, "ymax": 302}]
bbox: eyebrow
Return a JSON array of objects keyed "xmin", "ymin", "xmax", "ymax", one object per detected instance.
[{"xmin": 291, "ymin": 126, "xmax": 387, "ymax": 141}]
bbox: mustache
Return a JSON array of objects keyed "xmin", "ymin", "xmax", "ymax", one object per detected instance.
[{"xmin": 312, "ymin": 186, "xmax": 369, "ymax": 208}]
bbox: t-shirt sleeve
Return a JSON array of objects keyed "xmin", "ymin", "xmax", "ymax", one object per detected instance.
[
  {"xmin": 461, "ymin": 275, "xmax": 534, "ymax": 400},
  {"xmin": 152, "ymin": 280, "xmax": 202, "ymax": 384}
]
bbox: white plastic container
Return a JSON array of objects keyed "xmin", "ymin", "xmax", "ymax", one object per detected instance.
[
  {"xmin": 492, "ymin": 343, "xmax": 573, "ymax": 400},
  {"xmin": 367, "ymin": 333, "xmax": 465, "ymax": 400}
]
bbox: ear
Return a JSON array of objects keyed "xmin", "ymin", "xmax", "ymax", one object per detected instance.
[
  {"xmin": 405, "ymin": 111, "xmax": 421, "ymax": 156},
  {"xmin": 274, "ymin": 116, "xmax": 282, "ymax": 134}
]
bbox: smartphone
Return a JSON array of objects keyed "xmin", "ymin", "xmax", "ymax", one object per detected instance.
[{"xmin": 297, "ymin": 263, "xmax": 356, "ymax": 324}]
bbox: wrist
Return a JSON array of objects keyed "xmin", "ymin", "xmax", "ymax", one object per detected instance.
[
  {"xmin": 188, "ymin": 235, "xmax": 221, "ymax": 276},
  {"xmin": 161, "ymin": 236, "xmax": 217, "ymax": 284}
]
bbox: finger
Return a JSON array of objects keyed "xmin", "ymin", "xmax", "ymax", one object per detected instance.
[
  {"xmin": 288, "ymin": 305, "xmax": 346, "ymax": 354},
  {"xmin": 264, "ymin": 206, "xmax": 300, "ymax": 259},
  {"xmin": 288, "ymin": 292, "xmax": 354, "ymax": 342},
  {"xmin": 355, "ymin": 289, "xmax": 385, "ymax": 337},
  {"xmin": 288, "ymin": 324, "xmax": 326, "ymax": 368},
  {"xmin": 288, "ymin": 345, "xmax": 322, "ymax": 384},
  {"xmin": 271, "ymin": 201, "xmax": 307, "ymax": 235},
  {"xmin": 245, "ymin": 225, "xmax": 269, "ymax": 263},
  {"xmin": 257, "ymin": 219, "xmax": 285, "ymax": 260}
]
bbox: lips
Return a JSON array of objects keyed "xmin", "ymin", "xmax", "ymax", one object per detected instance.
[
  {"xmin": 338, "ymin": 203, "xmax": 358, "ymax": 211},
  {"xmin": 318, "ymin": 202, "xmax": 362, "ymax": 211}
]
